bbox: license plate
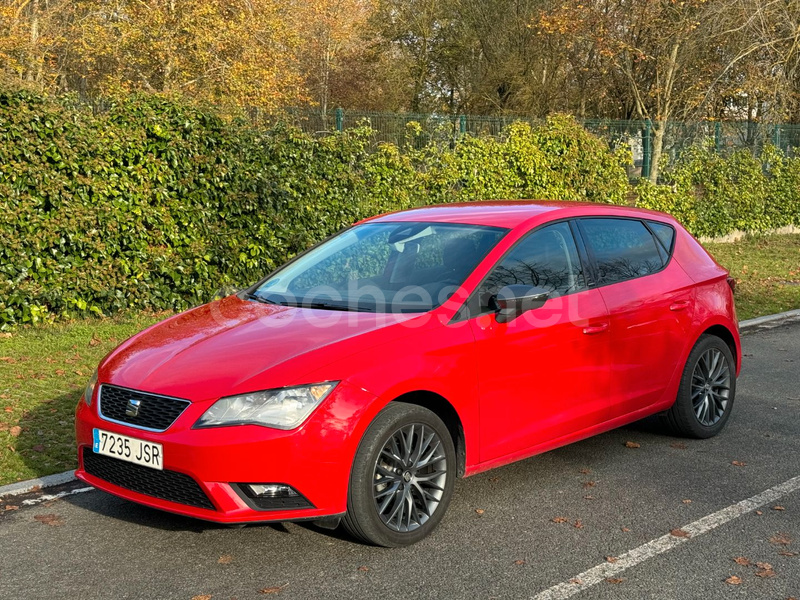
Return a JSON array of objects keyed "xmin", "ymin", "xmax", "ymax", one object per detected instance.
[{"xmin": 92, "ymin": 428, "xmax": 163, "ymax": 470}]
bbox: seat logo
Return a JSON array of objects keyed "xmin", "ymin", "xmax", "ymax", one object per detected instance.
[{"xmin": 125, "ymin": 398, "xmax": 142, "ymax": 418}]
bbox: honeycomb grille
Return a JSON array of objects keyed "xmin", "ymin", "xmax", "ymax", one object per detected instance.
[{"xmin": 99, "ymin": 385, "xmax": 190, "ymax": 431}]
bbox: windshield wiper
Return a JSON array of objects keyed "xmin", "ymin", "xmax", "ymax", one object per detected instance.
[
  {"xmin": 291, "ymin": 300, "xmax": 375, "ymax": 312},
  {"xmin": 246, "ymin": 292, "xmax": 280, "ymax": 305}
]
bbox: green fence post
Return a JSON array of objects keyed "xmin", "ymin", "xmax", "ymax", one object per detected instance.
[
  {"xmin": 459, "ymin": 115, "xmax": 466, "ymax": 135},
  {"xmin": 714, "ymin": 122, "xmax": 721, "ymax": 153},
  {"xmin": 335, "ymin": 107, "xmax": 343, "ymax": 132},
  {"xmin": 772, "ymin": 125, "xmax": 781, "ymax": 148},
  {"xmin": 641, "ymin": 119, "xmax": 652, "ymax": 180}
]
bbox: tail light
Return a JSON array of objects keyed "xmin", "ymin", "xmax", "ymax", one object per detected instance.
[{"xmin": 726, "ymin": 276, "xmax": 736, "ymax": 293}]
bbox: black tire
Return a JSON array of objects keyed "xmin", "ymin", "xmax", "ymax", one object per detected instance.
[
  {"xmin": 342, "ymin": 402, "xmax": 456, "ymax": 547},
  {"xmin": 662, "ymin": 334, "xmax": 736, "ymax": 438}
]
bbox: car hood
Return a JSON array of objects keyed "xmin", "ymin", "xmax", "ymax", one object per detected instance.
[{"xmin": 100, "ymin": 295, "xmax": 420, "ymax": 401}]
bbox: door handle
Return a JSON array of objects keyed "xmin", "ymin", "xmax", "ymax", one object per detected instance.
[
  {"xmin": 582, "ymin": 322, "xmax": 609, "ymax": 335},
  {"xmin": 670, "ymin": 300, "xmax": 690, "ymax": 311}
]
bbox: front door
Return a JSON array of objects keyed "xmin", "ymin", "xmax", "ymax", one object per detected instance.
[{"xmin": 466, "ymin": 221, "xmax": 612, "ymax": 463}]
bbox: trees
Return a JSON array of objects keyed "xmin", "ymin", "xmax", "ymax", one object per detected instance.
[{"xmin": 65, "ymin": 0, "xmax": 306, "ymax": 112}]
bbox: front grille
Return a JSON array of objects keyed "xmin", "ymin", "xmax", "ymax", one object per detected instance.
[
  {"xmin": 99, "ymin": 385, "xmax": 190, "ymax": 431},
  {"xmin": 83, "ymin": 448, "xmax": 215, "ymax": 510}
]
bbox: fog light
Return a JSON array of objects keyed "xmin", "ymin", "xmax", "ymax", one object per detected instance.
[{"xmin": 246, "ymin": 483, "xmax": 298, "ymax": 498}]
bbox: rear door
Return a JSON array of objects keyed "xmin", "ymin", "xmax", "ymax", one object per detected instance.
[
  {"xmin": 466, "ymin": 221, "xmax": 612, "ymax": 463},
  {"xmin": 577, "ymin": 217, "xmax": 695, "ymax": 417}
]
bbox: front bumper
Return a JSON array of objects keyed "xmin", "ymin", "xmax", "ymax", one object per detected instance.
[{"xmin": 74, "ymin": 381, "xmax": 375, "ymax": 524}]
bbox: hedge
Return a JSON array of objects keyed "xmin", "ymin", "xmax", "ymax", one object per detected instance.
[{"xmin": 1, "ymin": 89, "xmax": 798, "ymax": 327}]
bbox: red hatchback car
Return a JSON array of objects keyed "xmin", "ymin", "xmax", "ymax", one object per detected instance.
[{"xmin": 75, "ymin": 202, "xmax": 740, "ymax": 546}]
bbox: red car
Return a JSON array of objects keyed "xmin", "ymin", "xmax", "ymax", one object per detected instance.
[{"xmin": 75, "ymin": 202, "xmax": 740, "ymax": 546}]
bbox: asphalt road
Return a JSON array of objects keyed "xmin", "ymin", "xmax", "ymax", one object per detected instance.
[{"xmin": 1, "ymin": 320, "xmax": 799, "ymax": 600}]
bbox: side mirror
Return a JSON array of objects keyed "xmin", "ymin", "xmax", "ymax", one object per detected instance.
[{"xmin": 493, "ymin": 285, "xmax": 549, "ymax": 323}]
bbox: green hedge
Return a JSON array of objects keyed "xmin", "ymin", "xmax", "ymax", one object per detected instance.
[
  {"xmin": 635, "ymin": 144, "xmax": 800, "ymax": 238},
  {"xmin": 1, "ymin": 88, "xmax": 798, "ymax": 327}
]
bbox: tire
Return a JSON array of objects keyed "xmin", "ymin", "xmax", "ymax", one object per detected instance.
[
  {"xmin": 662, "ymin": 334, "xmax": 736, "ymax": 438},
  {"xmin": 342, "ymin": 402, "xmax": 456, "ymax": 547}
]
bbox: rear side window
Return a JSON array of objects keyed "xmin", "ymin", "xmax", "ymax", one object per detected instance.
[
  {"xmin": 647, "ymin": 220, "xmax": 676, "ymax": 254},
  {"xmin": 579, "ymin": 218, "xmax": 664, "ymax": 285}
]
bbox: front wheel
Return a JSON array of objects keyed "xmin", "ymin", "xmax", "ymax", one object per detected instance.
[
  {"xmin": 663, "ymin": 334, "xmax": 736, "ymax": 438},
  {"xmin": 343, "ymin": 402, "xmax": 456, "ymax": 547}
]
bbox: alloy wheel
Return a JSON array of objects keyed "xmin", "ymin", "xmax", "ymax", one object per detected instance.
[{"xmin": 372, "ymin": 423, "xmax": 448, "ymax": 533}]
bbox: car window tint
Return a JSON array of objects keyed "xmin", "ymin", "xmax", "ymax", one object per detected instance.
[
  {"xmin": 480, "ymin": 222, "xmax": 585, "ymax": 309},
  {"xmin": 580, "ymin": 218, "xmax": 664, "ymax": 285},
  {"xmin": 647, "ymin": 220, "xmax": 676, "ymax": 254}
]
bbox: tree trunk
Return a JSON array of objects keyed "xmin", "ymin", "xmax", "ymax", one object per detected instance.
[{"xmin": 649, "ymin": 120, "xmax": 666, "ymax": 183}]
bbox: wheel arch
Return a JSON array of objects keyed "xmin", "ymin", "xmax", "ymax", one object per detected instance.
[
  {"xmin": 701, "ymin": 323, "xmax": 739, "ymax": 372},
  {"xmin": 391, "ymin": 391, "xmax": 467, "ymax": 478}
]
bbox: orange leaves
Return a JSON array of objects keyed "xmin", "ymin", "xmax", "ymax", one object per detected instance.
[
  {"xmin": 670, "ymin": 528, "xmax": 691, "ymax": 538},
  {"xmin": 724, "ymin": 575, "xmax": 742, "ymax": 585},
  {"xmin": 33, "ymin": 513, "xmax": 64, "ymax": 526},
  {"xmin": 624, "ymin": 441, "xmax": 640, "ymax": 448}
]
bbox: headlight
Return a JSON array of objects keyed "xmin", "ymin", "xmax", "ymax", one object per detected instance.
[
  {"xmin": 83, "ymin": 370, "xmax": 98, "ymax": 406},
  {"xmin": 194, "ymin": 382, "xmax": 338, "ymax": 430}
]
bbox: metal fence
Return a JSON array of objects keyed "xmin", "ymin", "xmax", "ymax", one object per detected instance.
[{"xmin": 265, "ymin": 108, "xmax": 800, "ymax": 179}]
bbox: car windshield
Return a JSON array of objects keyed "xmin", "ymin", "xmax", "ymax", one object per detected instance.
[{"xmin": 250, "ymin": 221, "xmax": 508, "ymax": 313}]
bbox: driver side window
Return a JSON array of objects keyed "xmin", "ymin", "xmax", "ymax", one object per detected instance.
[{"xmin": 479, "ymin": 221, "xmax": 586, "ymax": 311}]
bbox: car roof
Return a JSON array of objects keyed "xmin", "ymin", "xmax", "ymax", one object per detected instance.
[{"xmin": 364, "ymin": 201, "xmax": 674, "ymax": 229}]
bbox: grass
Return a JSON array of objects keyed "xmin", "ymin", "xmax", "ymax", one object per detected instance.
[
  {"xmin": 0, "ymin": 313, "xmax": 164, "ymax": 486},
  {"xmin": 705, "ymin": 233, "xmax": 800, "ymax": 321},
  {"xmin": 0, "ymin": 234, "xmax": 799, "ymax": 486}
]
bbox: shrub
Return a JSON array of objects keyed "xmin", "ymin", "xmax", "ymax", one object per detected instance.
[{"xmin": 6, "ymin": 88, "xmax": 796, "ymax": 327}]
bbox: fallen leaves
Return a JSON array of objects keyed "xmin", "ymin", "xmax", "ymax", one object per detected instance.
[
  {"xmin": 621, "ymin": 527, "xmax": 631, "ymax": 533},
  {"xmin": 357, "ymin": 566, "xmax": 369, "ymax": 572},
  {"xmin": 731, "ymin": 460, "xmax": 747, "ymax": 467},
  {"xmin": 552, "ymin": 516, "xmax": 569, "ymax": 523},
  {"xmin": 513, "ymin": 559, "xmax": 526, "ymax": 566},
  {"xmin": 682, "ymin": 499, "xmax": 692, "ymax": 504},
  {"xmin": 0, "ymin": 356, "xmax": 17, "ymax": 363},
  {"xmin": 670, "ymin": 528, "xmax": 691, "ymax": 538},
  {"xmin": 475, "ymin": 508, "xmax": 485, "ymax": 515},
  {"xmin": 258, "ymin": 584, "xmax": 288, "ymax": 594},
  {"xmin": 778, "ymin": 551, "xmax": 798, "ymax": 556},
  {"xmin": 624, "ymin": 441, "xmax": 640, "ymax": 448},
  {"xmin": 9, "ymin": 426, "xmax": 21, "ymax": 437},
  {"xmin": 755, "ymin": 510, "xmax": 763, "ymax": 515},
  {"xmin": 772, "ymin": 505, "xmax": 785, "ymax": 511},
  {"xmin": 569, "ymin": 577, "xmax": 583, "ymax": 585},
  {"xmin": 605, "ymin": 556, "xmax": 618, "ymax": 563},
  {"xmin": 724, "ymin": 575, "xmax": 743, "ymax": 585},
  {"xmin": 769, "ymin": 532, "xmax": 792, "ymax": 546},
  {"xmin": 3, "ymin": 505, "xmax": 19, "ymax": 511},
  {"xmin": 670, "ymin": 442, "xmax": 687, "ymax": 450},
  {"xmin": 733, "ymin": 556, "xmax": 751, "ymax": 566},
  {"xmin": 217, "ymin": 555, "xmax": 233, "ymax": 564},
  {"xmin": 754, "ymin": 562, "xmax": 776, "ymax": 578},
  {"xmin": 573, "ymin": 520, "xmax": 584, "ymax": 529},
  {"xmin": 605, "ymin": 577, "xmax": 625, "ymax": 584},
  {"xmin": 34, "ymin": 513, "xmax": 64, "ymax": 526},
  {"xmin": 191, "ymin": 596, "xmax": 212, "ymax": 600},
  {"xmin": 583, "ymin": 481, "xmax": 596, "ymax": 489},
  {"xmin": 579, "ymin": 468, "xmax": 591, "ymax": 474}
]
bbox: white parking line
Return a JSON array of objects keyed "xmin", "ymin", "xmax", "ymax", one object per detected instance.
[
  {"xmin": 533, "ymin": 474, "xmax": 800, "ymax": 600},
  {"xmin": 20, "ymin": 487, "xmax": 95, "ymax": 506}
]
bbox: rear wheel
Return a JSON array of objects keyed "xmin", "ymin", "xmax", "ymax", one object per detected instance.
[
  {"xmin": 343, "ymin": 402, "xmax": 455, "ymax": 547},
  {"xmin": 663, "ymin": 334, "xmax": 736, "ymax": 438}
]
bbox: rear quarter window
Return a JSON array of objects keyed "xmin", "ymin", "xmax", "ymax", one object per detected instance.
[
  {"xmin": 579, "ymin": 218, "xmax": 665, "ymax": 285},
  {"xmin": 646, "ymin": 220, "xmax": 676, "ymax": 255}
]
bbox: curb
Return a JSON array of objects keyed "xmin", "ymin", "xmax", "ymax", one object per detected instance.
[
  {"xmin": 0, "ymin": 470, "xmax": 76, "ymax": 498},
  {"xmin": 739, "ymin": 308, "xmax": 800, "ymax": 331},
  {"xmin": 1, "ymin": 308, "xmax": 799, "ymax": 498}
]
